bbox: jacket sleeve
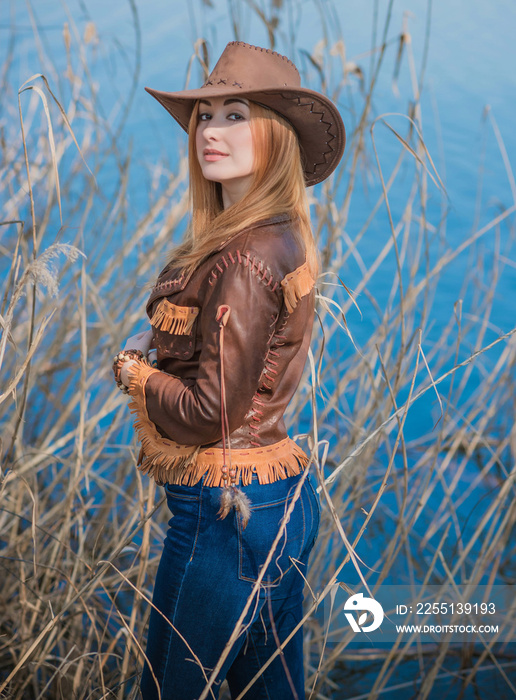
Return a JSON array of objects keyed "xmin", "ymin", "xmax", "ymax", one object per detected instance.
[{"xmin": 127, "ymin": 254, "xmax": 283, "ymax": 446}]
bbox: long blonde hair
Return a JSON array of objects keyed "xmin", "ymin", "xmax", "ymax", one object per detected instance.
[{"xmin": 166, "ymin": 100, "xmax": 318, "ymax": 278}]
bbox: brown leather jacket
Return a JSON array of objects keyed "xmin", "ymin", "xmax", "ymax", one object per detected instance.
[{"xmin": 126, "ymin": 214, "xmax": 315, "ymax": 487}]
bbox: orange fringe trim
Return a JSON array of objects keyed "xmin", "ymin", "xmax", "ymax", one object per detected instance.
[
  {"xmin": 150, "ymin": 298, "xmax": 199, "ymax": 335},
  {"xmin": 280, "ymin": 261, "xmax": 315, "ymax": 313},
  {"xmin": 126, "ymin": 361, "xmax": 199, "ymax": 485},
  {"xmin": 190, "ymin": 437, "xmax": 309, "ymax": 487},
  {"xmin": 125, "ymin": 361, "xmax": 310, "ymax": 487}
]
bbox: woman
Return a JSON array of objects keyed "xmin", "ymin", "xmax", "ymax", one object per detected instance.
[{"xmin": 112, "ymin": 42, "xmax": 345, "ymax": 700}]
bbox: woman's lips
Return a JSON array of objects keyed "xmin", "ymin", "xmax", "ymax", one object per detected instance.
[{"xmin": 203, "ymin": 149, "xmax": 228, "ymax": 162}]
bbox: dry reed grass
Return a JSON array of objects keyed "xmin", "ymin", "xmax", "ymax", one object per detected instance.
[{"xmin": 1, "ymin": 0, "xmax": 515, "ymax": 698}]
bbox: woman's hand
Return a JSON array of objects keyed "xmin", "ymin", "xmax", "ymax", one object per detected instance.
[
  {"xmin": 120, "ymin": 329, "xmax": 154, "ymax": 388},
  {"xmin": 120, "ymin": 359, "xmax": 136, "ymax": 388}
]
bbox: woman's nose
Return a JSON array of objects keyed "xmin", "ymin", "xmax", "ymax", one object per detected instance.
[
  {"xmin": 201, "ymin": 114, "xmax": 225, "ymax": 140},
  {"xmin": 202, "ymin": 125, "xmax": 219, "ymax": 141}
]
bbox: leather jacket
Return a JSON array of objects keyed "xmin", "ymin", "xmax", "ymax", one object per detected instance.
[{"xmin": 126, "ymin": 213, "xmax": 315, "ymax": 487}]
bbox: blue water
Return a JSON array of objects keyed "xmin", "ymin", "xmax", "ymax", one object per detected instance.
[
  {"xmin": 2, "ymin": 0, "xmax": 516, "ymax": 695},
  {"xmin": 5, "ymin": 0, "xmax": 516, "ymax": 284}
]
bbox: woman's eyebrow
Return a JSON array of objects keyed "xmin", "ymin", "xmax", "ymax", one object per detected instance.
[{"xmin": 223, "ymin": 98, "xmax": 249, "ymax": 106}]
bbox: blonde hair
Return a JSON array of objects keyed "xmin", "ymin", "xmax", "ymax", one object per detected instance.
[{"xmin": 166, "ymin": 101, "xmax": 318, "ymax": 278}]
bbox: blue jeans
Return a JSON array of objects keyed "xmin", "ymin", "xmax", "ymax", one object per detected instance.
[{"xmin": 140, "ymin": 468, "xmax": 321, "ymax": 700}]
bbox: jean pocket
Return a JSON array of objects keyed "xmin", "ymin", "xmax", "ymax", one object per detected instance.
[
  {"xmin": 165, "ymin": 482, "xmax": 202, "ymax": 525},
  {"xmin": 237, "ymin": 492, "xmax": 306, "ymax": 585},
  {"xmin": 165, "ymin": 482, "xmax": 201, "ymax": 501}
]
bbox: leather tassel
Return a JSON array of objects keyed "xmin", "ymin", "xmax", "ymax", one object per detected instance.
[{"xmin": 281, "ymin": 261, "xmax": 315, "ymax": 313}]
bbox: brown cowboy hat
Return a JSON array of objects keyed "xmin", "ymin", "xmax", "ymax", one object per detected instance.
[{"xmin": 145, "ymin": 41, "xmax": 345, "ymax": 187}]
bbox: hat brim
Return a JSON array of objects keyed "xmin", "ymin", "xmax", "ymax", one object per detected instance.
[{"xmin": 145, "ymin": 85, "xmax": 345, "ymax": 187}]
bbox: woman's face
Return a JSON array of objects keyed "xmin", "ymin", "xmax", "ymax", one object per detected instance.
[{"xmin": 195, "ymin": 95, "xmax": 254, "ymax": 208}]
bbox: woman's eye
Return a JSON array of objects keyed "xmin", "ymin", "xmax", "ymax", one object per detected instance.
[
  {"xmin": 228, "ymin": 112, "xmax": 245, "ymax": 121},
  {"xmin": 199, "ymin": 112, "xmax": 211, "ymax": 121}
]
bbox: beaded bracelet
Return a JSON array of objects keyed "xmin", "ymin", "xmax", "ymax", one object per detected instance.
[{"xmin": 112, "ymin": 349, "xmax": 149, "ymax": 393}]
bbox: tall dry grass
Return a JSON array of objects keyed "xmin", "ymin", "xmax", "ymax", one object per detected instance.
[{"xmin": 1, "ymin": 0, "xmax": 515, "ymax": 698}]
